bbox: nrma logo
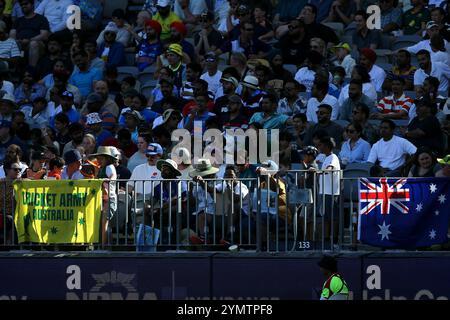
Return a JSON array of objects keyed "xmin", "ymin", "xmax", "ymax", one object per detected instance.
[{"xmin": 66, "ymin": 265, "xmax": 157, "ymax": 300}]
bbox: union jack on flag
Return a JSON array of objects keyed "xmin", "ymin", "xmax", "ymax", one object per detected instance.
[
  {"xmin": 360, "ymin": 178, "xmax": 411, "ymax": 215},
  {"xmin": 358, "ymin": 177, "xmax": 450, "ymax": 248}
]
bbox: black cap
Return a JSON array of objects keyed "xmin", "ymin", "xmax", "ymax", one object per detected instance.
[
  {"xmin": 64, "ymin": 150, "xmax": 82, "ymax": 166},
  {"xmin": 318, "ymin": 255, "xmax": 338, "ymax": 273}
]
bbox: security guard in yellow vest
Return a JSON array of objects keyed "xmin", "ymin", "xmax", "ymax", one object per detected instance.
[{"xmin": 318, "ymin": 255, "xmax": 349, "ymax": 300}]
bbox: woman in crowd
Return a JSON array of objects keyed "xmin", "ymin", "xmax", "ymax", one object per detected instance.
[
  {"xmin": 339, "ymin": 123, "xmax": 371, "ymax": 166},
  {"xmin": 408, "ymin": 147, "xmax": 441, "ymax": 177}
]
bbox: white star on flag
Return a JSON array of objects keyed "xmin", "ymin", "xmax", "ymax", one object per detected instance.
[
  {"xmin": 430, "ymin": 184, "xmax": 437, "ymax": 193},
  {"xmin": 429, "ymin": 229, "xmax": 436, "ymax": 240},
  {"xmin": 435, "ymin": 210, "xmax": 440, "ymax": 216},
  {"xmin": 439, "ymin": 194, "xmax": 446, "ymax": 204},
  {"xmin": 416, "ymin": 203, "xmax": 423, "ymax": 212},
  {"xmin": 378, "ymin": 221, "xmax": 392, "ymax": 241}
]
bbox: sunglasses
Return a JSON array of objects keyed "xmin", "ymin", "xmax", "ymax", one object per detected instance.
[{"xmin": 10, "ymin": 168, "xmax": 21, "ymax": 172}]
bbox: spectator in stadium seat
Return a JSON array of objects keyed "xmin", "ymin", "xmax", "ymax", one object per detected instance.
[
  {"xmin": 359, "ymin": 48, "xmax": 386, "ymax": 92},
  {"xmin": 295, "ymin": 50, "xmax": 326, "ymax": 93},
  {"xmin": 402, "ymin": 0, "xmax": 430, "ymax": 35},
  {"xmin": 352, "ymin": 10, "xmax": 382, "ymax": 51},
  {"xmin": 194, "ymin": 11, "xmax": 223, "ymax": 57},
  {"xmin": 136, "ymin": 20, "xmax": 162, "ymax": 72},
  {"xmin": 47, "ymin": 70, "xmax": 82, "ymax": 107},
  {"xmin": 331, "ymin": 66, "xmax": 346, "ymax": 90},
  {"xmin": 249, "ymin": 93, "xmax": 291, "ymax": 129},
  {"xmin": 436, "ymin": 154, "xmax": 450, "ymax": 177},
  {"xmin": 0, "ymin": 161, "xmax": 21, "ymax": 241},
  {"xmin": 275, "ymin": 18, "xmax": 310, "ymax": 66},
  {"xmin": 10, "ymin": 0, "xmax": 50, "ymax": 67},
  {"xmin": 62, "ymin": 122, "xmax": 84, "ymax": 155},
  {"xmin": 352, "ymin": 102, "xmax": 380, "ymax": 145},
  {"xmin": 97, "ymin": 9, "xmax": 131, "ymax": 48},
  {"xmin": 323, "ymin": 0, "xmax": 356, "ymax": 26},
  {"xmin": 406, "ymin": 21, "xmax": 450, "ymax": 55},
  {"xmin": 339, "ymin": 122, "xmax": 371, "ymax": 165},
  {"xmin": 217, "ymin": 21, "xmax": 270, "ymax": 60},
  {"xmin": 331, "ymin": 42, "xmax": 355, "ymax": 78},
  {"xmin": 96, "ymin": 22, "xmax": 125, "ymax": 69},
  {"xmin": 52, "ymin": 113, "xmax": 71, "ymax": 152},
  {"xmin": 169, "ymin": 21, "xmax": 195, "ymax": 62},
  {"xmin": 382, "ymin": 49, "xmax": 416, "ymax": 91},
  {"xmin": 127, "ymin": 133, "xmax": 150, "ymax": 173},
  {"xmin": 35, "ymin": 0, "xmax": 72, "ymax": 35},
  {"xmin": 214, "ymin": 76, "xmax": 239, "ymax": 114},
  {"xmin": 20, "ymin": 97, "xmax": 51, "ymax": 129},
  {"xmin": 36, "ymin": 34, "xmax": 67, "ymax": 80},
  {"xmin": 85, "ymin": 112, "xmax": 113, "ymax": 147},
  {"xmin": 372, "ymin": 76, "xmax": 412, "ymax": 120},
  {"xmin": 0, "ymin": 23, "xmax": 20, "ymax": 67},
  {"xmin": 0, "ymin": 144, "xmax": 27, "ymax": 178},
  {"xmin": 429, "ymin": 34, "xmax": 450, "ymax": 65},
  {"xmin": 229, "ymin": 52, "xmax": 249, "ymax": 80},
  {"xmin": 430, "ymin": 7, "xmax": 450, "ymax": 42},
  {"xmin": 152, "ymin": 79, "xmax": 185, "ymax": 114},
  {"xmin": 69, "ymin": 50, "xmax": 103, "ymax": 100},
  {"xmin": 181, "ymin": 79, "xmax": 214, "ymax": 116},
  {"xmin": 408, "ymin": 147, "xmax": 442, "ymax": 177},
  {"xmin": 81, "ymin": 133, "xmax": 96, "ymax": 157},
  {"xmin": 277, "ymin": 79, "xmax": 306, "ymax": 116},
  {"xmin": 414, "ymin": 49, "xmax": 450, "ymax": 94},
  {"xmin": 163, "ymin": 43, "xmax": 186, "ymax": 90},
  {"xmin": 227, "ymin": 4, "xmax": 252, "ymax": 40},
  {"xmin": 367, "ymin": 119, "xmax": 417, "ymax": 174},
  {"xmin": 173, "ymin": 0, "xmax": 207, "ymax": 30},
  {"xmin": 404, "ymin": 97, "xmax": 444, "ymax": 154},
  {"xmin": 378, "ymin": 0, "xmax": 402, "ymax": 34},
  {"xmin": 315, "ymin": 67, "xmax": 340, "ymax": 99},
  {"xmin": 73, "ymin": 0, "xmax": 103, "ymax": 33},
  {"xmin": 218, "ymin": 94, "xmax": 248, "ymax": 130},
  {"xmin": 240, "ymin": 75, "xmax": 265, "ymax": 116},
  {"xmin": 303, "ymin": 104, "xmax": 345, "ymax": 147},
  {"xmin": 14, "ymin": 67, "xmax": 46, "ymax": 106},
  {"xmin": 200, "ymin": 52, "xmax": 222, "ymax": 97},
  {"xmin": 338, "ymin": 65, "xmax": 378, "ymax": 108},
  {"xmin": 153, "ymin": 0, "xmax": 181, "ymax": 42},
  {"xmin": 120, "ymin": 93, "xmax": 160, "ymax": 125},
  {"xmin": 292, "ymin": 113, "xmax": 309, "ymax": 148},
  {"xmin": 268, "ymin": 51, "xmax": 295, "ymax": 87},
  {"xmin": 152, "ymin": 108, "xmax": 183, "ymax": 132},
  {"xmin": 83, "ymin": 39, "xmax": 105, "ymax": 72},
  {"xmin": 412, "ymin": 76, "xmax": 447, "ymax": 121},
  {"xmin": 307, "ymin": 80, "xmax": 339, "ymax": 122},
  {"xmin": 297, "ymin": 4, "xmax": 339, "ymax": 45},
  {"xmin": 61, "ymin": 149, "xmax": 83, "ymax": 180},
  {"xmin": 339, "ymin": 79, "xmax": 375, "ymax": 121},
  {"xmin": 81, "ymin": 80, "xmax": 120, "ymax": 118},
  {"xmin": 122, "ymin": 111, "xmax": 143, "ymax": 144},
  {"xmin": 80, "ymin": 93, "xmax": 116, "ymax": 133},
  {"xmin": 184, "ymin": 92, "xmax": 216, "ymax": 133},
  {"xmin": 253, "ymin": 3, "xmax": 274, "ymax": 42},
  {"xmin": 273, "ymin": 0, "xmax": 306, "ymax": 27}
]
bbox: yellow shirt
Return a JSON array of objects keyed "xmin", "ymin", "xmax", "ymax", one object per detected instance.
[
  {"xmin": 153, "ymin": 11, "xmax": 181, "ymax": 41},
  {"xmin": 4, "ymin": 0, "xmax": 13, "ymax": 15}
]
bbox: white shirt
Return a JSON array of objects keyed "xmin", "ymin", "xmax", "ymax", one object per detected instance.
[
  {"xmin": 431, "ymin": 50, "xmax": 450, "ymax": 66},
  {"xmin": 21, "ymin": 104, "xmax": 53, "ymax": 129},
  {"xmin": 2, "ymin": 80, "xmax": 14, "ymax": 97},
  {"xmin": 319, "ymin": 153, "xmax": 341, "ymax": 195},
  {"xmin": 215, "ymin": 181, "xmax": 250, "ymax": 215},
  {"xmin": 35, "ymin": 0, "xmax": 73, "ymax": 33},
  {"xmin": 0, "ymin": 162, "xmax": 28, "ymax": 178},
  {"xmin": 200, "ymin": 70, "xmax": 223, "ymax": 97},
  {"xmin": 369, "ymin": 64, "xmax": 386, "ymax": 92},
  {"xmin": 127, "ymin": 163, "xmax": 161, "ymax": 195},
  {"xmin": 0, "ymin": 38, "xmax": 21, "ymax": 59},
  {"xmin": 127, "ymin": 151, "xmax": 147, "ymax": 173},
  {"xmin": 306, "ymin": 94, "xmax": 339, "ymax": 122},
  {"xmin": 338, "ymin": 54, "xmax": 356, "ymax": 78},
  {"xmin": 407, "ymin": 39, "xmax": 450, "ymax": 55},
  {"xmin": 414, "ymin": 61, "xmax": 450, "ymax": 92},
  {"xmin": 214, "ymin": 0, "xmax": 231, "ymax": 33},
  {"xmin": 338, "ymin": 82, "xmax": 377, "ymax": 108},
  {"xmin": 96, "ymin": 26, "xmax": 131, "ymax": 47},
  {"xmin": 174, "ymin": 0, "xmax": 207, "ymax": 20},
  {"xmin": 61, "ymin": 167, "xmax": 84, "ymax": 180},
  {"xmin": 367, "ymin": 135, "xmax": 417, "ymax": 171}
]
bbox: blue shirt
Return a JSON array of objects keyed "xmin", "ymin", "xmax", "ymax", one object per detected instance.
[
  {"xmin": 118, "ymin": 107, "xmax": 161, "ymax": 127},
  {"xmin": 136, "ymin": 40, "xmax": 162, "ymax": 71},
  {"xmin": 50, "ymin": 108, "xmax": 80, "ymax": 128},
  {"xmin": 69, "ymin": 67, "xmax": 103, "ymax": 99},
  {"xmin": 339, "ymin": 138, "xmax": 372, "ymax": 164},
  {"xmin": 184, "ymin": 112, "xmax": 216, "ymax": 133},
  {"xmin": 309, "ymin": 0, "xmax": 334, "ymax": 22},
  {"xmin": 14, "ymin": 83, "xmax": 47, "ymax": 104},
  {"xmin": 249, "ymin": 112, "xmax": 289, "ymax": 129},
  {"xmin": 94, "ymin": 130, "xmax": 113, "ymax": 147}
]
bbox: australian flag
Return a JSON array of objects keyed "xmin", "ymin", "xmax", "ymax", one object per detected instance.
[{"xmin": 358, "ymin": 177, "xmax": 450, "ymax": 248}]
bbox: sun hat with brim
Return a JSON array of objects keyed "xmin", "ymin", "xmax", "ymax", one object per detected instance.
[
  {"xmin": 189, "ymin": 158, "xmax": 219, "ymax": 177},
  {"xmin": 259, "ymin": 160, "xmax": 279, "ymax": 175},
  {"xmin": 438, "ymin": 155, "xmax": 450, "ymax": 165},
  {"xmin": 221, "ymin": 77, "xmax": 239, "ymax": 88},
  {"xmin": 167, "ymin": 43, "xmax": 183, "ymax": 57},
  {"xmin": 331, "ymin": 42, "xmax": 351, "ymax": 53},
  {"xmin": 90, "ymin": 146, "xmax": 120, "ymax": 160},
  {"xmin": 162, "ymin": 108, "xmax": 182, "ymax": 124},
  {"xmin": 241, "ymin": 75, "xmax": 260, "ymax": 90},
  {"xmin": 124, "ymin": 110, "xmax": 144, "ymax": 121},
  {"xmin": 156, "ymin": 159, "xmax": 182, "ymax": 177},
  {"xmin": 426, "ymin": 21, "xmax": 439, "ymax": 29},
  {"xmin": 86, "ymin": 112, "xmax": 102, "ymax": 125},
  {"xmin": 0, "ymin": 93, "xmax": 17, "ymax": 108}
]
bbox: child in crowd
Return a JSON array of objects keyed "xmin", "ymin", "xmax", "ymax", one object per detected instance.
[{"xmin": 47, "ymin": 157, "xmax": 65, "ymax": 180}]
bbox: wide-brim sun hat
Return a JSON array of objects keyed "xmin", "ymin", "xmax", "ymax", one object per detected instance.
[
  {"xmin": 156, "ymin": 158, "xmax": 182, "ymax": 177},
  {"xmin": 90, "ymin": 146, "xmax": 120, "ymax": 160},
  {"xmin": 189, "ymin": 158, "xmax": 219, "ymax": 178}
]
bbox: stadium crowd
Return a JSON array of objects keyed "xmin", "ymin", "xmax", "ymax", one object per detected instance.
[{"xmin": 0, "ymin": 0, "xmax": 450, "ymax": 247}]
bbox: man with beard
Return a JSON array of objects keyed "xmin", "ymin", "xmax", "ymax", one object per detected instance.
[
  {"xmin": 194, "ymin": 11, "xmax": 223, "ymax": 57},
  {"xmin": 152, "ymin": 77, "xmax": 186, "ymax": 114},
  {"xmin": 179, "ymin": 62, "xmax": 202, "ymax": 101},
  {"xmin": 80, "ymin": 80, "xmax": 119, "ymax": 118},
  {"xmin": 359, "ymin": 48, "xmax": 386, "ymax": 92},
  {"xmin": 81, "ymin": 93, "xmax": 117, "ymax": 133},
  {"xmin": 169, "ymin": 21, "xmax": 194, "ymax": 62},
  {"xmin": 219, "ymin": 94, "xmax": 248, "ymax": 130},
  {"xmin": 274, "ymin": 18, "xmax": 310, "ymax": 66},
  {"xmin": 339, "ymin": 80, "xmax": 375, "ymax": 121},
  {"xmin": 136, "ymin": 20, "xmax": 162, "ymax": 72},
  {"xmin": 47, "ymin": 70, "xmax": 82, "ymax": 107},
  {"xmin": 415, "ymin": 49, "xmax": 450, "ymax": 94},
  {"xmin": 36, "ymin": 34, "xmax": 67, "ymax": 79},
  {"xmin": 249, "ymin": 93, "xmax": 290, "ymax": 129},
  {"xmin": 303, "ymin": 104, "xmax": 344, "ymax": 147},
  {"xmin": 153, "ymin": 0, "xmax": 181, "ymax": 42},
  {"xmin": 69, "ymin": 50, "xmax": 103, "ymax": 100},
  {"xmin": 97, "ymin": 22, "xmax": 125, "ymax": 69},
  {"xmin": 306, "ymin": 80, "xmax": 339, "ymax": 122},
  {"xmin": 295, "ymin": 50, "xmax": 326, "ymax": 92},
  {"xmin": 62, "ymin": 122, "xmax": 84, "ymax": 155},
  {"xmin": 383, "ymin": 50, "xmax": 416, "ymax": 91},
  {"xmin": 214, "ymin": 77, "xmax": 239, "ymax": 115}
]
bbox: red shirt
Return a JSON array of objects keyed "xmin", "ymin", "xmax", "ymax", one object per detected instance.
[{"xmin": 182, "ymin": 100, "xmax": 215, "ymax": 116}]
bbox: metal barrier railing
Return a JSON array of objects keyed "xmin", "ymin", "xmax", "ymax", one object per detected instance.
[{"xmin": 0, "ymin": 170, "xmax": 359, "ymax": 252}]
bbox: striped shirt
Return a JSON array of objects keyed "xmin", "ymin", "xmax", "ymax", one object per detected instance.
[
  {"xmin": 0, "ymin": 38, "xmax": 21, "ymax": 59},
  {"xmin": 377, "ymin": 94, "xmax": 414, "ymax": 114}
]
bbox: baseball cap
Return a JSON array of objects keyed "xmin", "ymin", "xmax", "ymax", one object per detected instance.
[
  {"xmin": 167, "ymin": 43, "xmax": 183, "ymax": 57},
  {"xmin": 146, "ymin": 143, "xmax": 163, "ymax": 156},
  {"xmin": 157, "ymin": 0, "xmax": 171, "ymax": 7},
  {"xmin": 64, "ymin": 150, "xmax": 82, "ymax": 166},
  {"xmin": 332, "ymin": 42, "xmax": 351, "ymax": 52}
]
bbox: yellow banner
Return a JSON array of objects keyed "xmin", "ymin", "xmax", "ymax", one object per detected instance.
[{"xmin": 13, "ymin": 179, "xmax": 103, "ymax": 244}]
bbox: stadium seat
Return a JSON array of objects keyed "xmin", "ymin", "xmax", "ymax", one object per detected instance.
[
  {"xmin": 380, "ymin": 34, "xmax": 394, "ymax": 50},
  {"xmin": 374, "ymin": 49, "xmax": 393, "ymax": 64},
  {"xmin": 117, "ymin": 66, "xmax": 139, "ymax": 82},
  {"xmin": 125, "ymin": 52, "xmax": 136, "ymax": 66},
  {"xmin": 392, "ymin": 35, "xmax": 422, "ymax": 51},
  {"xmin": 377, "ymin": 62, "xmax": 392, "ymax": 73},
  {"xmin": 322, "ymin": 22, "xmax": 344, "ymax": 38},
  {"xmin": 284, "ymin": 64, "xmax": 297, "ymax": 77},
  {"xmin": 334, "ymin": 119, "xmax": 350, "ymax": 128},
  {"xmin": 343, "ymin": 163, "xmax": 373, "ymax": 204},
  {"xmin": 343, "ymin": 23, "xmax": 356, "ymax": 37},
  {"xmin": 138, "ymin": 66, "xmax": 157, "ymax": 84}
]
